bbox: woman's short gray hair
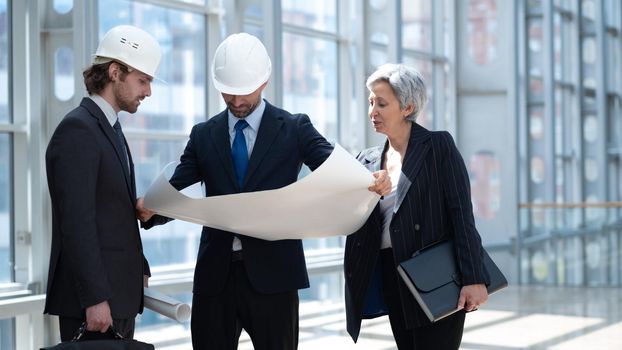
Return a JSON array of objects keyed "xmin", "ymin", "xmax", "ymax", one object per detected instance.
[{"xmin": 366, "ymin": 63, "xmax": 428, "ymax": 122}]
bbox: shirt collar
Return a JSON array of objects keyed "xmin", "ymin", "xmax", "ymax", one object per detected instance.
[
  {"xmin": 228, "ymin": 98, "xmax": 265, "ymax": 133},
  {"xmin": 89, "ymin": 94, "xmax": 118, "ymax": 127}
]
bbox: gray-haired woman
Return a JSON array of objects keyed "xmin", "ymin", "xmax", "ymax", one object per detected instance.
[{"xmin": 344, "ymin": 63, "xmax": 489, "ymax": 349}]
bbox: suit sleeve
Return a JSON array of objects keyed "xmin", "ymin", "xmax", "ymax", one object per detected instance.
[
  {"xmin": 142, "ymin": 124, "xmax": 204, "ymax": 229},
  {"xmin": 295, "ymin": 114, "xmax": 334, "ymax": 170},
  {"xmin": 48, "ymin": 118, "xmax": 112, "ymax": 308},
  {"xmin": 438, "ymin": 131, "xmax": 489, "ymax": 286}
]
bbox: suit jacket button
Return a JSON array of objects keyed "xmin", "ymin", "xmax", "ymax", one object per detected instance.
[
  {"xmin": 414, "ymin": 224, "xmax": 420, "ymax": 230},
  {"xmin": 356, "ymin": 242, "xmax": 361, "ymax": 247}
]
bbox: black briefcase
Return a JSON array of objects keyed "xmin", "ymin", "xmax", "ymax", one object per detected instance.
[
  {"xmin": 397, "ymin": 240, "xmax": 508, "ymax": 322},
  {"xmin": 40, "ymin": 323, "xmax": 154, "ymax": 350}
]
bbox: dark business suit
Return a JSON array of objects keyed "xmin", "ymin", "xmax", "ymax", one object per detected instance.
[
  {"xmin": 145, "ymin": 100, "xmax": 333, "ymax": 349},
  {"xmin": 344, "ymin": 123, "xmax": 489, "ymax": 348},
  {"xmin": 45, "ymin": 98, "xmax": 149, "ymax": 340}
]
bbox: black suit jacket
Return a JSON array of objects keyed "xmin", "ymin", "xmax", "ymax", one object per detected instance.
[
  {"xmin": 344, "ymin": 123, "xmax": 489, "ymax": 341},
  {"xmin": 44, "ymin": 98, "xmax": 149, "ymax": 319},
  {"xmin": 144, "ymin": 101, "xmax": 333, "ymax": 295}
]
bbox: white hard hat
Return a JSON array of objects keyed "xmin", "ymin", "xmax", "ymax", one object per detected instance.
[
  {"xmin": 93, "ymin": 25, "xmax": 162, "ymax": 78},
  {"xmin": 211, "ymin": 33, "xmax": 272, "ymax": 95}
]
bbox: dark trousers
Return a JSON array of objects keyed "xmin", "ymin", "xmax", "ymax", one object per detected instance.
[
  {"xmin": 380, "ymin": 248, "xmax": 466, "ymax": 350},
  {"xmin": 59, "ymin": 316, "xmax": 135, "ymax": 341},
  {"xmin": 191, "ymin": 260, "xmax": 299, "ymax": 350}
]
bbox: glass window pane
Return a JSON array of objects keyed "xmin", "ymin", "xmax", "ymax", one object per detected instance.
[
  {"xmin": 0, "ymin": 0, "xmax": 8, "ymax": 123},
  {"xmin": 282, "ymin": 0, "xmax": 337, "ymax": 33},
  {"xmin": 582, "ymin": 36, "xmax": 597, "ymax": 89},
  {"xmin": 467, "ymin": 0, "xmax": 498, "ymax": 65},
  {"xmin": 528, "ymin": 18, "xmax": 543, "ymax": 77},
  {"xmin": 0, "ymin": 319, "xmax": 14, "ymax": 349},
  {"xmin": 402, "ymin": 0, "xmax": 432, "ymax": 52},
  {"xmin": 607, "ymin": 34, "xmax": 620, "ymax": 91},
  {"xmin": 369, "ymin": 47, "xmax": 387, "ymax": 69},
  {"xmin": 403, "ymin": 57, "xmax": 433, "ymax": 128},
  {"xmin": 282, "ymin": 33, "xmax": 338, "ymax": 141},
  {"xmin": 99, "ymin": 0, "xmax": 206, "ymax": 133},
  {"xmin": 54, "ymin": 47, "xmax": 74, "ymax": 101},
  {"xmin": 244, "ymin": 4, "xmax": 262, "ymax": 19},
  {"xmin": 128, "ymin": 138, "xmax": 201, "ymax": 267},
  {"xmin": 469, "ymin": 151, "xmax": 501, "ymax": 220},
  {"xmin": 0, "ymin": 134, "xmax": 11, "ymax": 283},
  {"xmin": 53, "ymin": 0, "xmax": 73, "ymax": 14}
]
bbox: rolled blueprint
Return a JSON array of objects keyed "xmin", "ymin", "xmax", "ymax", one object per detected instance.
[
  {"xmin": 143, "ymin": 144, "xmax": 380, "ymax": 240},
  {"xmin": 144, "ymin": 287, "xmax": 191, "ymax": 322}
]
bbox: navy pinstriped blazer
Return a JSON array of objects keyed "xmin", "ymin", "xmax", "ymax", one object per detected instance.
[{"xmin": 344, "ymin": 123, "xmax": 489, "ymax": 342}]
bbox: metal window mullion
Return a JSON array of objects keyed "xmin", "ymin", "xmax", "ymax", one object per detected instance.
[
  {"xmin": 281, "ymin": 23, "xmax": 339, "ymax": 42},
  {"xmin": 396, "ymin": 0, "xmax": 403, "ymax": 62},
  {"xmin": 131, "ymin": 0, "xmax": 222, "ymax": 15},
  {"xmin": 402, "ymin": 48, "xmax": 448, "ymax": 63},
  {"xmin": 543, "ymin": 0, "xmax": 557, "ymax": 203},
  {"xmin": 517, "ymin": 0, "xmax": 530, "ymax": 285},
  {"xmin": 124, "ymin": 130, "xmax": 191, "ymax": 140},
  {"xmin": 337, "ymin": 0, "xmax": 356, "ymax": 151},
  {"xmin": 258, "ymin": 0, "xmax": 282, "ymax": 106},
  {"xmin": 595, "ymin": 0, "xmax": 609, "ymax": 205},
  {"xmin": 443, "ymin": 0, "xmax": 457, "ymax": 136},
  {"xmin": 206, "ymin": 0, "xmax": 223, "ymax": 118},
  {"xmin": 432, "ymin": 0, "xmax": 444, "ymax": 131},
  {"xmin": 543, "ymin": 0, "xmax": 558, "ymax": 285},
  {"xmin": 10, "ymin": 0, "xmax": 31, "ymax": 288}
]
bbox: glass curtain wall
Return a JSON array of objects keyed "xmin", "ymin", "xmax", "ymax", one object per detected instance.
[{"xmin": 520, "ymin": 0, "xmax": 622, "ymax": 286}]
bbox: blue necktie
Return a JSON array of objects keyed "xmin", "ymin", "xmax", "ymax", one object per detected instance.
[
  {"xmin": 113, "ymin": 119, "xmax": 130, "ymax": 180},
  {"xmin": 232, "ymin": 119, "xmax": 249, "ymax": 188}
]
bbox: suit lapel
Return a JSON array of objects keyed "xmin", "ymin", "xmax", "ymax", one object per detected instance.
[
  {"xmin": 394, "ymin": 123, "xmax": 432, "ymax": 213},
  {"xmin": 81, "ymin": 98, "xmax": 135, "ymax": 201},
  {"xmin": 209, "ymin": 111, "xmax": 238, "ymax": 188},
  {"xmin": 244, "ymin": 102, "xmax": 284, "ymax": 187}
]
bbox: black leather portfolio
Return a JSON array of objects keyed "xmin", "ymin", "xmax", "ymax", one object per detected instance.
[{"xmin": 397, "ymin": 240, "xmax": 508, "ymax": 322}]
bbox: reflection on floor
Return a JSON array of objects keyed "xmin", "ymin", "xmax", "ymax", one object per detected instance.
[{"xmin": 136, "ymin": 286, "xmax": 622, "ymax": 349}]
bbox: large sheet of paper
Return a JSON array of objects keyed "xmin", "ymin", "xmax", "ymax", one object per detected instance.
[
  {"xmin": 143, "ymin": 144, "xmax": 380, "ymax": 240},
  {"xmin": 144, "ymin": 287, "xmax": 191, "ymax": 322}
]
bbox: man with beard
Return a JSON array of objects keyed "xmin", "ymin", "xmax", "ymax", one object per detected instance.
[
  {"xmin": 137, "ymin": 32, "xmax": 390, "ymax": 349},
  {"xmin": 44, "ymin": 25, "xmax": 161, "ymax": 341}
]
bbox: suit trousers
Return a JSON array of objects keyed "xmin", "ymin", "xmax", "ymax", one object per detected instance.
[
  {"xmin": 191, "ymin": 259, "xmax": 299, "ymax": 350},
  {"xmin": 59, "ymin": 316, "xmax": 135, "ymax": 341},
  {"xmin": 380, "ymin": 248, "xmax": 466, "ymax": 350}
]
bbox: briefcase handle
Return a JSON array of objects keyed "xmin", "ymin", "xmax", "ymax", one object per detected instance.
[{"xmin": 72, "ymin": 322, "xmax": 124, "ymax": 341}]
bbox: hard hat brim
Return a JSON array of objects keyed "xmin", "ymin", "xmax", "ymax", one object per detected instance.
[
  {"xmin": 212, "ymin": 77, "xmax": 268, "ymax": 96},
  {"xmin": 92, "ymin": 55, "xmax": 167, "ymax": 84}
]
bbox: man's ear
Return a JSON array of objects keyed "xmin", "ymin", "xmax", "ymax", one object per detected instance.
[{"xmin": 108, "ymin": 62, "xmax": 120, "ymax": 81}]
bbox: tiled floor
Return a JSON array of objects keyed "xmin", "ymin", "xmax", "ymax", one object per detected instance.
[{"xmin": 137, "ymin": 285, "xmax": 622, "ymax": 349}]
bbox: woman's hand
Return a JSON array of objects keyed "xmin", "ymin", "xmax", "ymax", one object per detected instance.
[
  {"xmin": 369, "ymin": 170, "xmax": 392, "ymax": 196},
  {"xmin": 457, "ymin": 284, "xmax": 488, "ymax": 312}
]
